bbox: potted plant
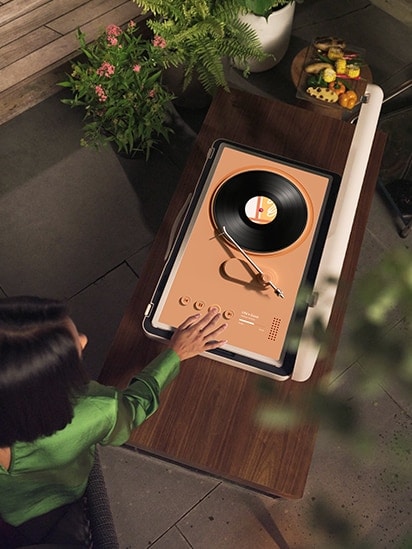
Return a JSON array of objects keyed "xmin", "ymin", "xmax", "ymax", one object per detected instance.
[
  {"xmin": 131, "ymin": 0, "xmax": 268, "ymax": 97},
  {"xmin": 58, "ymin": 21, "xmax": 175, "ymax": 159},
  {"xmin": 238, "ymin": 1, "xmax": 302, "ymax": 72}
]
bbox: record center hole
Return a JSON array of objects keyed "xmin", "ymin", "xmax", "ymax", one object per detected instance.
[{"xmin": 245, "ymin": 196, "xmax": 277, "ymax": 225}]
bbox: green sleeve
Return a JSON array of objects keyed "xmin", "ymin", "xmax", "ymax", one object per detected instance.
[{"xmin": 100, "ymin": 349, "xmax": 180, "ymax": 445}]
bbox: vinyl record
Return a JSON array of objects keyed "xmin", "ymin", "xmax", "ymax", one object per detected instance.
[{"xmin": 212, "ymin": 170, "xmax": 308, "ymax": 252}]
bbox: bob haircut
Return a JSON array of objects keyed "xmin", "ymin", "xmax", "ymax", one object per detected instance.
[{"xmin": 0, "ymin": 296, "xmax": 89, "ymax": 447}]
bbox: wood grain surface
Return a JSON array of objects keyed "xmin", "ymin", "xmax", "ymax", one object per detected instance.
[
  {"xmin": 0, "ymin": 0, "xmax": 147, "ymax": 124},
  {"xmin": 99, "ymin": 88, "xmax": 386, "ymax": 498}
]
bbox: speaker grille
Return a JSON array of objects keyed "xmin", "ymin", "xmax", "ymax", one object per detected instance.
[{"xmin": 268, "ymin": 317, "xmax": 281, "ymax": 341}]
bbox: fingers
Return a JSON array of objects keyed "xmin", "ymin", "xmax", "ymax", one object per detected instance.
[
  {"xmin": 177, "ymin": 307, "xmax": 221, "ymax": 333},
  {"xmin": 194, "ymin": 307, "xmax": 221, "ymax": 331},
  {"xmin": 203, "ymin": 339, "xmax": 226, "ymax": 350},
  {"xmin": 202, "ymin": 325, "xmax": 228, "ymax": 350},
  {"xmin": 177, "ymin": 313, "xmax": 201, "ymax": 330},
  {"xmin": 201, "ymin": 322, "xmax": 227, "ymax": 342},
  {"xmin": 169, "ymin": 308, "xmax": 228, "ymax": 361}
]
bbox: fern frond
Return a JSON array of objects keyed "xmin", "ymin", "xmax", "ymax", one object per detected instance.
[
  {"xmin": 221, "ymin": 19, "xmax": 267, "ymax": 61},
  {"xmin": 132, "ymin": 0, "xmax": 268, "ymax": 93},
  {"xmin": 197, "ymin": 41, "xmax": 229, "ymax": 92}
]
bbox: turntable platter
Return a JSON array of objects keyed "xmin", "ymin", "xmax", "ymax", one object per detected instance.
[{"xmin": 212, "ymin": 170, "xmax": 309, "ymax": 253}]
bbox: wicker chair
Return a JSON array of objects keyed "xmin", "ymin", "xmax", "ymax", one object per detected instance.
[{"xmin": 85, "ymin": 448, "xmax": 119, "ymax": 549}]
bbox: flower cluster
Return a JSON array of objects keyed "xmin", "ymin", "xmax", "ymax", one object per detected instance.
[
  {"xmin": 152, "ymin": 35, "xmax": 167, "ymax": 49},
  {"xmin": 106, "ymin": 24, "xmax": 122, "ymax": 46},
  {"xmin": 59, "ymin": 22, "xmax": 174, "ymax": 159},
  {"xmin": 95, "ymin": 84, "xmax": 108, "ymax": 102},
  {"xmin": 96, "ymin": 61, "xmax": 115, "ymax": 78}
]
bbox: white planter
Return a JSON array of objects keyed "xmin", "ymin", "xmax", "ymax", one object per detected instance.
[{"xmin": 238, "ymin": 2, "xmax": 295, "ymax": 72}]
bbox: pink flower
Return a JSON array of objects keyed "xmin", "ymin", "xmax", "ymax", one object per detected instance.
[
  {"xmin": 128, "ymin": 20, "xmax": 136, "ymax": 28},
  {"xmin": 95, "ymin": 84, "xmax": 107, "ymax": 102},
  {"xmin": 148, "ymin": 89, "xmax": 156, "ymax": 98},
  {"xmin": 97, "ymin": 61, "xmax": 115, "ymax": 77},
  {"xmin": 133, "ymin": 64, "xmax": 141, "ymax": 72},
  {"xmin": 106, "ymin": 24, "xmax": 122, "ymax": 37},
  {"xmin": 107, "ymin": 36, "xmax": 118, "ymax": 46},
  {"xmin": 152, "ymin": 35, "xmax": 167, "ymax": 48}
]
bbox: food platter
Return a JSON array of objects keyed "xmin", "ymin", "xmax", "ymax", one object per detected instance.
[{"xmin": 295, "ymin": 37, "xmax": 369, "ymax": 113}]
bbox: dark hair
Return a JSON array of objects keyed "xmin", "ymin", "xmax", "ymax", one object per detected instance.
[{"xmin": 0, "ymin": 296, "xmax": 89, "ymax": 446}]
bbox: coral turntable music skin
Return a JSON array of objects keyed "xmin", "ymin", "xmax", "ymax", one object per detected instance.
[{"xmin": 143, "ymin": 139, "xmax": 341, "ymax": 380}]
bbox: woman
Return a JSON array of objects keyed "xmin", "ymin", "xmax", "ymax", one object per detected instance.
[{"xmin": 0, "ymin": 295, "xmax": 226, "ymax": 547}]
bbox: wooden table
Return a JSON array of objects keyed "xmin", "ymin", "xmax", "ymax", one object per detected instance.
[{"xmin": 99, "ymin": 87, "xmax": 386, "ymax": 499}]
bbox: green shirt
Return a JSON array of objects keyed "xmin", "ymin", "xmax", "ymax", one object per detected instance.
[{"xmin": 0, "ymin": 349, "xmax": 180, "ymax": 526}]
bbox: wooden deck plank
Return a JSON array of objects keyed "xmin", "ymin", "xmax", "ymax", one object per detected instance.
[
  {"xmin": 0, "ymin": 0, "xmax": 52, "ymax": 27},
  {"xmin": 0, "ymin": 2, "xmax": 144, "ymax": 93},
  {"xmin": 0, "ymin": 0, "xmax": 89, "ymax": 47},
  {"xmin": 0, "ymin": 26, "xmax": 59, "ymax": 70},
  {"xmin": 48, "ymin": 0, "xmax": 129, "ymax": 35},
  {"xmin": 0, "ymin": 35, "xmax": 79, "ymax": 93},
  {"xmin": 0, "ymin": 64, "xmax": 70, "ymax": 126}
]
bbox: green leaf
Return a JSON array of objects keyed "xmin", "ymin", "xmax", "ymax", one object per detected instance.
[{"xmin": 244, "ymin": 0, "xmax": 291, "ymax": 18}]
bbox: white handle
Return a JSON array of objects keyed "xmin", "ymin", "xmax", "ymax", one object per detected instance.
[{"xmin": 292, "ymin": 83, "xmax": 384, "ymax": 381}]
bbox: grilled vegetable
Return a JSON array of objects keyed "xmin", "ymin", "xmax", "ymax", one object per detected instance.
[
  {"xmin": 304, "ymin": 62, "xmax": 333, "ymax": 74},
  {"xmin": 335, "ymin": 58, "xmax": 347, "ymax": 75},
  {"xmin": 313, "ymin": 36, "xmax": 346, "ymax": 51},
  {"xmin": 346, "ymin": 64, "xmax": 361, "ymax": 78},
  {"xmin": 306, "ymin": 86, "xmax": 339, "ymax": 103},
  {"xmin": 328, "ymin": 80, "xmax": 346, "ymax": 95},
  {"xmin": 338, "ymin": 90, "xmax": 358, "ymax": 109},
  {"xmin": 322, "ymin": 67, "xmax": 337, "ymax": 83},
  {"xmin": 327, "ymin": 47, "xmax": 344, "ymax": 60}
]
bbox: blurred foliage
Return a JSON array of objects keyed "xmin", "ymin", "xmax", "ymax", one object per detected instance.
[
  {"xmin": 349, "ymin": 247, "xmax": 412, "ymax": 393},
  {"xmin": 256, "ymin": 246, "xmax": 411, "ymax": 546},
  {"xmin": 257, "ymin": 246, "xmax": 412, "ymax": 429}
]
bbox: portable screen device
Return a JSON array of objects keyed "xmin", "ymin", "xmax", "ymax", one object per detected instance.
[
  {"xmin": 143, "ymin": 83, "xmax": 383, "ymax": 382},
  {"xmin": 143, "ymin": 139, "xmax": 340, "ymax": 380}
]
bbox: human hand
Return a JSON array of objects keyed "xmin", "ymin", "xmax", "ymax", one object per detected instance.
[{"xmin": 168, "ymin": 308, "xmax": 227, "ymax": 361}]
